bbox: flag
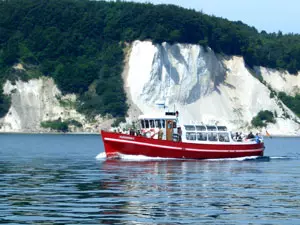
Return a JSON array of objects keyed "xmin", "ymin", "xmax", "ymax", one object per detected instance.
[{"xmin": 266, "ymin": 130, "xmax": 272, "ymax": 138}]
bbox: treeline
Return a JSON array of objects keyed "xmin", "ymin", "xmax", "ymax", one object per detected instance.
[{"xmin": 0, "ymin": 0, "xmax": 300, "ymax": 118}]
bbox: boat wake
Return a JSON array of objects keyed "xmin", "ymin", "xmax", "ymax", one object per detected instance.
[
  {"xmin": 205, "ymin": 156, "xmax": 269, "ymax": 162},
  {"xmin": 96, "ymin": 153, "xmax": 269, "ymax": 162},
  {"xmin": 96, "ymin": 153, "xmax": 298, "ymax": 162},
  {"xmin": 269, "ymin": 156, "xmax": 299, "ymax": 160},
  {"xmin": 95, "ymin": 152, "xmax": 106, "ymax": 160}
]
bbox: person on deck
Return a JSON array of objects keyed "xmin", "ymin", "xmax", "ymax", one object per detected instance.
[
  {"xmin": 158, "ymin": 128, "xmax": 163, "ymax": 140},
  {"xmin": 234, "ymin": 132, "xmax": 242, "ymax": 141},
  {"xmin": 247, "ymin": 132, "xmax": 255, "ymax": 139},
  {"xmin": 255, "ymin": 133, "xmax": 261, "ymax": 143},
  {"xmin": 177, "ymin": 127, "xmax": 182, "ymax": 142}
]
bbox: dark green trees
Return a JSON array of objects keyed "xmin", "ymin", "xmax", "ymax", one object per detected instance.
[{"xmin": 251, "ymin": 110, "xmax": 276, "ymax": 127}]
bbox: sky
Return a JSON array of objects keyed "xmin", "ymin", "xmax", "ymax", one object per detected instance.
[{"xmin": 122, "ymin": 0, "xmax": 299, "ymax": 34}]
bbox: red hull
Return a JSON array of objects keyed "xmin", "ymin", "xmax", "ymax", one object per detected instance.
[{"xmin": 101, "ymin": 130, "xmax": 264, "ymax": 159}]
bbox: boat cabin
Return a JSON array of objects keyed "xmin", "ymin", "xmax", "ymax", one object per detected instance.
[
  {"xmin": 138, "ymin": 112, "xmax": 178, "ymax": 141},
  {"xmin": 138, "ymin": 112, "xmax": 234, "ymax": 143},
  {"xmin": 182, "ymin": 124, "xmax": 231, "ymax": 143}
]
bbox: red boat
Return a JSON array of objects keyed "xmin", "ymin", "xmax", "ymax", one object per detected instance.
[{"xmin": 101, "ymin": 111, "xmax": 265, "ymax": 160}]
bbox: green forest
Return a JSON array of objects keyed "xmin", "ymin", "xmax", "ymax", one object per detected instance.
[{"xmin": 0, "ymin": 0, "xmax": 300, "ymax": 120}]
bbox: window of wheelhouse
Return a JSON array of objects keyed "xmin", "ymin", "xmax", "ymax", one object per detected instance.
[
  {"xmin": 155, "ymin": 119, "xmax": 161, "ymax": 128},
  {"xmin": 140, "ymin": 120, "xmax": 145, "ymax": 129},
  {"xmin": 145, "ymin": 120, "xmax": 149, "ymax": 128},
  {"xmin": 161, "ymin": 120, "xmax": 165, "ymax": 128},
  {"xmin": 149, "ymin": 120, "xmax": 155, "ymax": 128}
]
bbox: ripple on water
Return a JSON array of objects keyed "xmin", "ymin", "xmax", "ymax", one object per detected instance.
[{"xmin": 1, "ymin": 135, "xmax": 300, "ymax": 224}]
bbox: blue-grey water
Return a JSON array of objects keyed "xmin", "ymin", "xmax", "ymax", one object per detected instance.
[{"xmin": 0, "ymin": 134, "xmax": 300, "ymax": 225}]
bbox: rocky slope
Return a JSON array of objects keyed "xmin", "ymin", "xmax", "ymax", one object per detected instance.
[
  {"xmin": 125, "ymin": 41, "xmax": 300, "ymax": 136},
  {"xmin": 0, "ymin": 73, "xmax": 112, "ymax": 133}
]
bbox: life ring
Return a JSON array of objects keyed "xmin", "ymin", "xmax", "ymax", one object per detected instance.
[{"xmin": 142, "ymin": 128, "xmax": 157, "ymax": 138}]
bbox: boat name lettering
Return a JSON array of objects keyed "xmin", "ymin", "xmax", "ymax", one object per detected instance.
[{"xmin": 119, "ymin": 136, "xmax": 135, "ymax": 140}]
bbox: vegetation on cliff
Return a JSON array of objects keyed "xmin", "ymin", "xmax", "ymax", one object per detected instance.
[
  {"xmin": 251, "ymin": 110, "xmax": 276, "ymax": 128},
  {"xmin": 41, "ymin": 118, "xmax": 82, "ymax": 132},
  {"xmin": 0, "ymin": 88, "xmax": 10, "ymax": 118},
  {"xmin": 0, "ymin": 0, "xmax": 299, "ymax": 119},
  {"xmin": 277, "ymin": 92, "xmax": 300, "ymax": 117}
]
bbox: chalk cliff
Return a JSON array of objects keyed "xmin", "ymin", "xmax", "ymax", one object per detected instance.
[
  {"xmin": 0, "ymin": 76, "xmax": 110, "ymax": 133},
  {"xmin": 125, "ymin": 41, "xmax": 300, "ymax": 136}
]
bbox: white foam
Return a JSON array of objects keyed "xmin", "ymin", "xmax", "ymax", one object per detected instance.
[
  {"xmin": 116, "ymin": 153, "xmax": 176, "ymax": 161},
  {"xmin": 95, "ymin": 151, "xmax": 264, "ymax": 162},
  {"xmin": 204, "ymin": 156, "xmax": 261, "ymax": 161},
  {"xmin": 95, "ymin": 152, "xmax": 106, "ymax": 160}
]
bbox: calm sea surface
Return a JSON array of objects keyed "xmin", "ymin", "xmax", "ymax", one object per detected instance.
[{"xmin": 0, "ymin": 134, "xmax": 300, "ymax": 225}]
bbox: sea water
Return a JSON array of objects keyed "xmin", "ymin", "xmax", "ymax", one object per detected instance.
[{"xmin": 0, "ymin": 134, "xmax": 300, "ymax": 224}]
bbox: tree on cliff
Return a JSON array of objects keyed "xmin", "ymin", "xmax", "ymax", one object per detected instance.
[{"xmin": 0, "ymin": 89, "xmax": 10, "ymax": 118}]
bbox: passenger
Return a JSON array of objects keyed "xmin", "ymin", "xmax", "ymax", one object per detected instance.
[
  {"xmin": 255, "ymin": 133, "xmax": 261, "ymax": 143},
  {"xmin": 158, "ymin": 128, "xmax": 163, "ymax": 140},
  {"xmin": 237, "ymin": 133, "xmax": 242, "ymax": 142},
  {"xmin": 129, "ymin": 128, "xmax": 134, "ymax": 135},
  {"xmin": 219, "ymin": 135, "xmax": 224, "ymax": 142},
  {"xmin": 234, "ymin": 132, "xmax": 239, "ymax": 141},
  {"xmin": 177, "ymin": 127, "xmax": 182, "ymax": 142},
  {"xmin": 240, "ymin": 132, "xmax": 244, "ymax": 140},
  {"xmin": 247, "ymin": 131, "xmax": 255, "ymax": 139}
]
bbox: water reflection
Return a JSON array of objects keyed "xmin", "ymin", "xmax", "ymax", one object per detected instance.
[
  {"xmin": 1, "ymin": 134, "xmax": 300, "ymax": 224},
  {"xmin": 98, "ymin": 159, "xmax": 268, "ymax": 223}
]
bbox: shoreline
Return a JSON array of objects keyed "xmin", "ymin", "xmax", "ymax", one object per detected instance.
[
  {"xmin": 0, "ymin": 131, "xmax": 99, "ymax": 135},
  {"xmin": 0, "ymin": 131, "xmax": 299, "ymax": 138}
]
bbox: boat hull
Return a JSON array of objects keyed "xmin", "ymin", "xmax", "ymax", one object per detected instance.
[{"xmin": 101, "ymin": 130, "xmax": 264, "ymax": 159}]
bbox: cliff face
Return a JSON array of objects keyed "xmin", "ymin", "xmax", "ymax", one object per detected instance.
[
  {"xmin": 0, "ymin": 76, "xmax": 111, "ymax": 133},
  {"xmin": 1, "ymin": 41, "xmax": 300, "ymax": 135},
  {"xmin": 126, "ymin": 41, "xmax": 300, "ymax": 135}
]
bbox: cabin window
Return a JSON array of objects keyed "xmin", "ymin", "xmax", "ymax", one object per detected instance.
[
  {"xmin": 207, "ymin": 126, "xmax": 217, "ymax": 131},
  {"xmin": 149, "ymin": 120, "xmax": 155, "ymax": 128},
  {"xmin": 155, "ymin": 119, "xmax": 161, "ymax": 128},
  {"xmin": 173, "ymin": 121, "xmax": 177, "ymax": 128},
  {"xmin": 196, "ymin": 126, "xmax": 206, "ymax": 131},
  {"xmin": 218, "ymin": 132, "xmax": 229, "ymax": 142},
  {"xmin": 161, "ymin": 120, "xmax": 165, "ymax": 128},
  {"xmin": 141, "ymin": 120, "xmax": 145, "ymax": 129},
  {"xmin": 168, "ymin": 121, "xmax": 172, "ymax": 129},
  {"xmin": 145, "ymin": 120, "xmax": 149, "ymax": 128},
  {"xmin": 186, "ymin": 132, "xmax": 196, "ymax": 140},
  {"xmin": 208, "ymin": 132, "xmax": 218, "ymax": 141},
  {"xmin": 197, "ymin": 132, "xmax": 207, "ymax": 141},
  {"xmin": 217, "ymin": 126, "xmax": 227, "ymax": 131},
  {"xmin": 184, "ymin": 125, "xmax": 195, "ymax": 131}
]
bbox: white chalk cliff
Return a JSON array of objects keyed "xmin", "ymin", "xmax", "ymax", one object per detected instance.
[
  {"xmin": 125, "ymin": 41, "xmax": 300, "ymax": 136},
  {"xmin": 0, "ymin": 75, "xmax": 110, "ymax": 133},
  {"xmin": 1, "ymin": 41, "xmax": 300, "ymax": 135}
]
